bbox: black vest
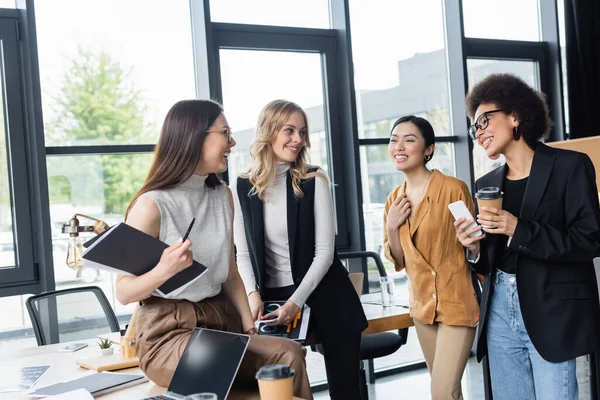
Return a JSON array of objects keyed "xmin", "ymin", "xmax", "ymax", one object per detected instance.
[{"xmin": 236, "ymin": 171, "xmax": 367, "ymax": 340}]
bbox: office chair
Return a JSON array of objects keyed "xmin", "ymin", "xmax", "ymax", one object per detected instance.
[
  {"xmin": 314, "ymin": 251, "xmax": 408, "ymax": 399},
  {"xmin": 26, "ymin": 285, "xmax": 120, "ymax": 346}
]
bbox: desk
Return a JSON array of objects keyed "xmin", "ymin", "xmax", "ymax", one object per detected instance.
[
  {"xmin": 360, "ymin": 293, "xmax": 413, "ymax": 334},
  {"xmin": 0, "ymin": 297, "xmax": 411, "ymax": 399}
]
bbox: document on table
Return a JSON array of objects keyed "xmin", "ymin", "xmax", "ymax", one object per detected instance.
[
  {"xmin": 45, "ymin": 389, "xmax": 93, "ymax": 399},
  {"xmin": 0, "ymin": 364, "xmax": 52, "ymax": 392}
]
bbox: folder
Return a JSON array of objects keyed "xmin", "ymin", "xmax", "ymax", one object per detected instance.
[
  {"xmin": 29, "ymin": 372, "xmax": 147, "ymax": 397},
  {"xmin": 82, "ymin": 222, "xmax": 207, "ymax": 298}
]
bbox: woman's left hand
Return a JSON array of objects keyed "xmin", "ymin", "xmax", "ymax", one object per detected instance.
[
  {"xmin": 477, "ymin": 207, "xmax": 518, "ymax": 236},
  {"xmin": 261, "ymin": 301, "xmax": 301, "ymax": 326}
]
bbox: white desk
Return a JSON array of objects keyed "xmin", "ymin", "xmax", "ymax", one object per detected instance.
[
  {"xmin": 0, "ymin": 296, "xmax": 411, "ymax": 399},
  {"xmin": 0, "ymin": 338, "xmax": 166, "ymax": 400},
  {"xmin": 0, "ymin": 337, "xmax": 306, "ymax": 400}
]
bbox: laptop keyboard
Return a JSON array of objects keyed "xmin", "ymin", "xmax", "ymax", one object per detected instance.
[{"xmin": 140, "ymin": 396, "xmax": 173, "ymax": 400}]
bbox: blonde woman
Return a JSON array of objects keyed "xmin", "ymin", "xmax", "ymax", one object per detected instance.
[{"xmin": 232, "ymin": 100, "xmax": 367, "ymax": 399}]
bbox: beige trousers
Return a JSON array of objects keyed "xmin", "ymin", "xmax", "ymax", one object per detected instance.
[
  {"xmin": 413, "ymin": 319, "xmax": 476, "ymax": 400},
  {"xmin": 136, "ymin": 293, "xmax": 312, "ymax": 399}
]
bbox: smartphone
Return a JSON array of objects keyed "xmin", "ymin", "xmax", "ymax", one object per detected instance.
[
  {"xmin": 448, "ymin": 200, "xmax": 483, "ymax": 238},
  {"xmin": 59, "ymin": 342, "xmax": 88, "ymax": 352}
]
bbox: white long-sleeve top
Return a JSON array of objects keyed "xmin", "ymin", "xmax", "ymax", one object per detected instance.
[{"xmin": 232, "ymin": 162, "xmax": 335, "ymax": 307}]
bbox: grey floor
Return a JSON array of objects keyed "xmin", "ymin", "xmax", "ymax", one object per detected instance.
[{"xmin": 313, "ymin": 356, "xmax": 593, "ymax": 399}]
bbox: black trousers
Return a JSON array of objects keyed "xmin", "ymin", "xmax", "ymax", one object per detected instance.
[{"xmin": 263, "ymin": 285, "xmax": 363, "ymax": 400}]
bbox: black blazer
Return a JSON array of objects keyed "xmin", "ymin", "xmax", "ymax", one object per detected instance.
[
  {"xmin": 236, "ymin": 171, "xmax": 368, "ymax": 341},
  {"xmin": 472, "ymin": 143, "xmax": 600, "ymax": 363}
]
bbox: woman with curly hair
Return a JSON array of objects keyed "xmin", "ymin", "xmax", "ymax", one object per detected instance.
[
  {"xmin": 231, "ymin": 99, "xmax": 367, "ymax": 399},
  {"xmin": 457, "ymin": 73, "xmax": 600, "ymax": 399}
]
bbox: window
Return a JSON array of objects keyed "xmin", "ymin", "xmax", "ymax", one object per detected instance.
[
  {"xmin": 0, "ymin": 1, "xmax": 15, "ymax": 8},
  {"xmin": 467, "ymin": 59, "xmax": 539, "ymax": 180},
  {"xmin": 0, "ymin": 89, "xmax": 14, "ymax": 268},
  {"xmin": 209, "ymin": 0, "xmax": 330, "ymax": 29},
  {"xmin": 36, "ymin": 0, "xmax": 196, "ymax": 147},
  {"xmin": 218, "ymin": 50, "xmax": 329, "ymax": 181},
  {"xmin": 350, "ymin": 0, "xmax": 454, "ymax": 371},
  {"xmin": 556, "ymin": 0, "xmax": 569, "ymax": 135},
  {"xmin": 462, "ymin": 0, "xmax": 541, "ymax": 41},
  {"xmin": 0, "ymin": 0, "xmax": 197, "ymax": 342},
  {"xmin": 0, "ymin": 18, "xmax": 36, "ymax": 285}
]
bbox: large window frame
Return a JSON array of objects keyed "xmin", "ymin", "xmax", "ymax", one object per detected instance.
[
  {"xmin": 0, "ymin": 14, "xmax": 37, "ymax": 288},
  {"xmin": 206, "ymin": 20, "xmax": 355, "ymax": 248}
]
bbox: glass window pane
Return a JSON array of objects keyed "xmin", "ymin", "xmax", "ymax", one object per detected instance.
[
  {"xmin": 462, "ymin": 0, "xmax": 541, "ymax": 41},
  {"xmin": 467, "ymin": 59, "xmax": 539, "ymax": 180},
  {"xmin": 219, "ymin": 50, "xmax": 329, "ymax": 181},
  {"xmin": 350, "ymin": 0, "xmax": 451, "ymax": 139},
  {"xmin": 209, "ymin": 0, "xmax": 330, "ymax": 29},
  {"xmin": 46, "ymin": 153, "xmax": 152, "ymax": 317},
  {"xmin": 0, "ymin": 0, "xmax": 15, "ymax": 8},
  {"xmin": 557, "ymin": 0, "xmax": 569, "ymax": 135},
  {"xmin": 35, "ymin": 0, "xmax": 196, "ymax": 146},
  {"xmin": 0, "ymin": 294, "xmax": 37, "ymax": 353},
  {"xmin": 0, "ymin": 61, "xmax": 15, "ymax": 268}
]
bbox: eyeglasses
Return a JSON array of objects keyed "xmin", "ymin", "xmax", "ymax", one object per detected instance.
[
  {"xmin": 468, "ymin": 109, "xmax": 506, "ymax": 140},
  {"xmin": 206, "ymin": 127, "xmax": 233, "ymax": 144}
]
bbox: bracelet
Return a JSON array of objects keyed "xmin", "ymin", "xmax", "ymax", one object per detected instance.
[{"xmin": 245, "ymin": 327, "xmax": 258, "ymax": 335}]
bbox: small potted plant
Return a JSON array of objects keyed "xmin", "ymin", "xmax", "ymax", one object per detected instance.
[{"xmin": 98, "ymin": 338, "xmax": 114, "ymax": 356}]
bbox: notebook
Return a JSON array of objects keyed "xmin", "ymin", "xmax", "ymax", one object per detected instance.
[
  {"xmin": 82, "ymin": 222, "xmax": 207, "ymax": 298},
  {"xmin": 28, "ymin": 371, "xmax": 147, "ymax": 397},
  {"xmin": 140, "ymin": 328, "xmax": 250, "ymax": 400}
]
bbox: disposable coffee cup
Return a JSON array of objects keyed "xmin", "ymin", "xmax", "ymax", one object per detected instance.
[
  {"xmin": 256, "ymin": 364, "xmax": 295, "ymax": 400},
  {"xmin": 475, "ymin": 187, "xmax": 503, "ymax": 228}
]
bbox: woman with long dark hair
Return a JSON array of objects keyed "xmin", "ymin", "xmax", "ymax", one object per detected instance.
[{"xmin": 115, "ymin": 100, "xmax": 312, "ymax": 398}]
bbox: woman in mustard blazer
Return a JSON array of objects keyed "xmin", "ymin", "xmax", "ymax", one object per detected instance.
[{"xmin": 383, "ymin": 115, "xmax": 479, "ymax": 400}]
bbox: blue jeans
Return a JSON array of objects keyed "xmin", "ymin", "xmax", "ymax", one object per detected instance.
[{"xmin": 486, "ymin": 269, "xmax": 578, "ymax": 400}]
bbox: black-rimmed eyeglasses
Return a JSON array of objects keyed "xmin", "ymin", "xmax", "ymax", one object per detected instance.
[
  {"xmin": 468, "ymin": 109, "xmax": 506, "ymax": 140},
  {"xmin": 206, "ymin": 127, "xmax": 233, "ymax": 144}
]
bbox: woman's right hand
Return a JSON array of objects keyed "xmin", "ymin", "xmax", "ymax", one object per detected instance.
[
  {"xmin": 155, "ymin": 239, "xmax": 194, "ymax": 279},
  {"xmin": 386, "ymin": 193, "xmax": 411, "ymax": 233},
  {"xmin": 454, "ymin": 218, "xmax": 484, "ymax": 254},
  {"xmin": 248, "ymin": 291, "xmax": 263, "ymax": 321}
]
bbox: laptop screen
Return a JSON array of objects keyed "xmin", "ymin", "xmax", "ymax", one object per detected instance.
[{"xmin": 168, "ymin": 328, "xmax": 250, "ymax": 398}]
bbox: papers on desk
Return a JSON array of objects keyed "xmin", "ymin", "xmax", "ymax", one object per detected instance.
[
  {"xmin": 0, "ymin": 364, "xmax": 51, "ymax": 392},
  {"xmin": 29, "ymin": 371, "xmax": 148, "ymax": 398},
  {"xmin": 44, "ymin": 389, "xmax": 93, "ymax": 399}
]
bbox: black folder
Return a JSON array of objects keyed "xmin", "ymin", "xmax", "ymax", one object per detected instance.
[{"xmin": 82, "ymin": 223, "xmax": 207, "ymax": 297}]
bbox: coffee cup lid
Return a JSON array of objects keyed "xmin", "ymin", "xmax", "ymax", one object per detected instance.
[
  {"xmin": 255, "ymin": 364, "xmax": 295, "ymax": 380},
  {"xmin": 475, "ymin": 187, "xmax": 503, "ymax": 200}
]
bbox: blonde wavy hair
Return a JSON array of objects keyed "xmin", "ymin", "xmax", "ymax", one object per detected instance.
[{"xmin": 243, "ymin": 99, "xmax": 327, "ymax": 200}]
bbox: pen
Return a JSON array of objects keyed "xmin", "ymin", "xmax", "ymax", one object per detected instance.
[{"xmin": 182, "ymin": 218, "xmax": 196, "ymax": 242}]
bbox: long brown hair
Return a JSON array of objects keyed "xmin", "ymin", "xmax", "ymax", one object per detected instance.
[{"xmin": 126, "ymin": 99, "xmax": 223, "ymax": 218}]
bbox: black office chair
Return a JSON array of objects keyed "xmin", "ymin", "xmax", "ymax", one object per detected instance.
[
  {"xmin": 314, "ymin": 251, "xmax": 408, "ymax": 399},
  {"xmin": 26, "ymin": 285, "xmax": 120, "ymax": 345}
]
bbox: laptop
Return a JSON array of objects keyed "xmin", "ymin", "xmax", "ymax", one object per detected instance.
[{"xmin": 142, "ymin": 328, "xmax": 250, "ymax": 400}]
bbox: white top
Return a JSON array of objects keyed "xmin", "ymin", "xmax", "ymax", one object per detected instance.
[
  {"xmin": 142, "ymin": 174, "xmax": 232, "ymax": 303},
  {"xmin": 232, "ymin": 162, "xmax": 335, "ymax": 307}
]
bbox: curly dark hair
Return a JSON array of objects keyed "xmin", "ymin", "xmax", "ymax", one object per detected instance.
[{"xmin": 465, "ymin": 73, "xmax": 552, "ymax": 150}]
